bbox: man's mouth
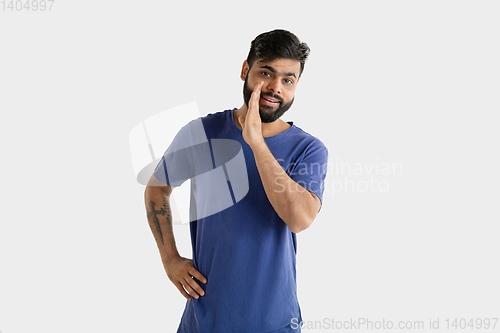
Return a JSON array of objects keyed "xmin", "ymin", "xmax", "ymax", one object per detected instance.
[{"xmin": 260, "ymin": 96, "xmax": 281, "ymax": 107}]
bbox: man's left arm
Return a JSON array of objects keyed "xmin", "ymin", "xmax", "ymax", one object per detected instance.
[
  {"xmin": 239, "ymin": 81, "xmax": 323, "ymax": 233},
  {"xmin": 252, "ymin": 142, "xmax": 321, "ymax": 233}
]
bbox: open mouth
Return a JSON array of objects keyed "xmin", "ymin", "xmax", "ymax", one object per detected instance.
[{"xmin": 260, "ymin": 96, "xmax": 281, "ymax": 107}]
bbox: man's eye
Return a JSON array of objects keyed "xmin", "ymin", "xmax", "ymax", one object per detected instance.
[
  {"xmin": 284, "ymin": 79, "xmax": 293, "ymax": 84},
  {"xmin": 262, "ymin": 72, "xmax": 271, "ymax": 77}
]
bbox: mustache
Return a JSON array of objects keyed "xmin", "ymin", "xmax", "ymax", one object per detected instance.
[{"xmin": 259, "ymin": 91, "xmax": 283, "ymax": 103}]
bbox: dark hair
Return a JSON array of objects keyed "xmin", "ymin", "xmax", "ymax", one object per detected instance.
[{"xmin": 246, "ymin": 29, "xmax": 310, "ymax": 77}]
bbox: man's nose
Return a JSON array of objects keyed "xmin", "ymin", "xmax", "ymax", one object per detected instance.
[{"xmin": 266, "ymin": 78, "xmax": 282, "ymax": 95}]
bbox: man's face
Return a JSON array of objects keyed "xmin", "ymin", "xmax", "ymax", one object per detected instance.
[{"xmin": 242, "ymin": 58, "xmax": 301, "ymax": 123}]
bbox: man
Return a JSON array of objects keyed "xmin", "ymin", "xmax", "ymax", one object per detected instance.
[{"xmin": 144, "ymin": 29, "xmax": 328, "ymax": 332}]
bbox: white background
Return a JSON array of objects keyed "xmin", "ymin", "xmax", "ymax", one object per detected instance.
[{"xmin": 1, "ymin": 1, "xmax": 499, "ymax": 332}]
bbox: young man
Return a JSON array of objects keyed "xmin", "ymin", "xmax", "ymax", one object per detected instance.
[{"xmin": 145, "ymin": 29, "xmax": 328, "ymax": 333}]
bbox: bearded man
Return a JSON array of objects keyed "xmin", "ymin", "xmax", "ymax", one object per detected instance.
[{"xmin": 145, "ymin": 29, "xmax": 328, "ymax": 333}]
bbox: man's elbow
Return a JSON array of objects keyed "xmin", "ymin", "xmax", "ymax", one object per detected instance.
[
  {"xmin": 288, "ymin": 217, "xmax": 314, "ymax": 234},
  {"xmin": 288, "ymin": 198, "xmax": 320, "ymax": 233}
]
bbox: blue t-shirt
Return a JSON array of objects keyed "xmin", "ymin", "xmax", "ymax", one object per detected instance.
[{"xmin": 153, "ymin": 109, "xmax": 328, "ymax": 333}]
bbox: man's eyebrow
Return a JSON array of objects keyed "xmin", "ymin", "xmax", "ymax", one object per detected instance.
[{"xmin": 259, "ymin": 65, "xmax": 297, "ymax": 79}]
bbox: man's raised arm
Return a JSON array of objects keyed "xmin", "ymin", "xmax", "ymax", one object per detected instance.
[{"xmin": 238, "ymin": 82, "xmax": 322, "ymax": 233}]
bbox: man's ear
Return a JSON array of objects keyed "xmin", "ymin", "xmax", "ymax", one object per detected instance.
[{"xmin": 240, "ymin": 60, "xmax": 250, "ymax": 81}]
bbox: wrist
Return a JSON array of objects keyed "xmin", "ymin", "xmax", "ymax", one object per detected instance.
[
  {"xmin": 161, "ymin": 249, "xmax": 180, "ymax": 262},
  {"xmin": 249, "ymin": 137, "xmax": 267, "ymax": 152}
]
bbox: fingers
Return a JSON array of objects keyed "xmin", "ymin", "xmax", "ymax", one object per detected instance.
[
  {"xmin": 183, "ymin": 276, "xmax": 205, "ymax": 299},
  {"xmin": 175, "ymin": 282, "xmax": 193, "ymax": 301},
  {"xmin": 179, "ymin": 266, "xmax": 207, "ymax": 300},
  {"xmin": 166, "ymin": 257, "xmax": 208, "ymax": 301},
  {"xmin": 189, "ymin": 269, "xmax": 208, "ymax": 284},
  {"xmin": 251, "ymin": 81, "xmax": 263, "ymax": 100},
  {"xmin": 254, "ymin": 80, "xmax": 264, "ymax": 94},
  {"xmin": 174, "ymin": 273, "xmax": 206, "ymax": 301},
  {"xmin": 249, "ymin": 81, "xmax": 264, "ymax": 115}
]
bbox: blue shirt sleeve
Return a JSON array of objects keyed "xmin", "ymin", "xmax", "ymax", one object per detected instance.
[
  {"xmin": 153, "ymin": 118, "xmax": 213, "ymax": 187},
  {"xmin": 287, "ymin": 140, "xmax": 328, "ymax": 203}
]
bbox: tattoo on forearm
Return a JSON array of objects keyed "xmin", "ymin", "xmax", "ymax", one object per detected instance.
[
  {"xmin": 146, "ymin": 199, "xmax": 174, "ymax": 245},
  {"xmin": 147, "ymin": 201, "xmax": 166, "ymax": 244},
  {"xmin": 162, "ymin": 197, "xmax": 174, "ymax": 239}
]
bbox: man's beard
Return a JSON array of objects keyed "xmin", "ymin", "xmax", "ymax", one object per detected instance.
[{"xmin": 243, "ymin": 77, "xmax": 294, "ymax": 123}]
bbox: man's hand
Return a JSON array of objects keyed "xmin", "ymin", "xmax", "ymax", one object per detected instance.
[
  {"xmin": 239, "ymin": 81, "xmax": 265, "ymax": 148},
  {"xmin": 163, "ymin": 255, "xmax": 207, "ymax": 301}
]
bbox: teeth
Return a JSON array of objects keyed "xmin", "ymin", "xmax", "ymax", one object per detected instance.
[{"xmin": 263, "ymin": 97, "xmax": 278, "ymax": 103}]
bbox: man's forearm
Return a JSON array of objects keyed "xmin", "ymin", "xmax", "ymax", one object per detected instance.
[
  {"xmin": 144, "ymin": 185, "xmax": 207, "ymax": 301},
  {"xmin": 251, "ymin": 140, "xmax": 319, "ymax": 233},
  {"xmin": 144, "ymin": 187, "xmax": 179, "ymax": 260}
]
